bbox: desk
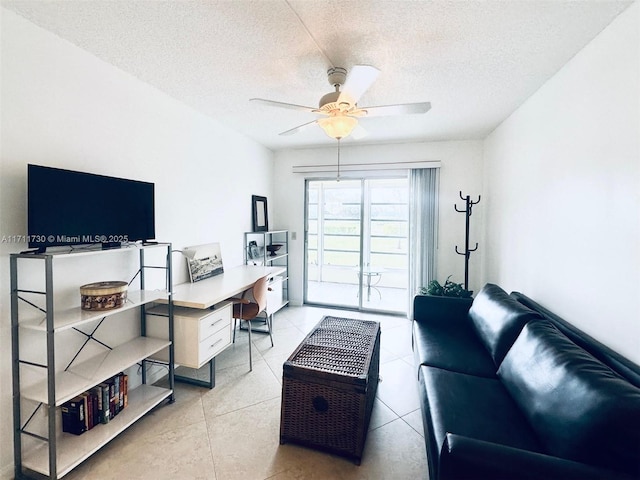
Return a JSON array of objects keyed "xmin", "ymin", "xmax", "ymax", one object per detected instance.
[
  {"xmin": 172, "ymin": 264, "xmax": 286, "ymax": 309},
  {"xmin": 154, "ymin": 265, "xmax": 286, "ymax": 388}
]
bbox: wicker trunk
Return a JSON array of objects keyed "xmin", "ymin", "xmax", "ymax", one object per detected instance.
[{"xmin": 280, "ymin": 316, "xmax": 381, "ymax": 464}]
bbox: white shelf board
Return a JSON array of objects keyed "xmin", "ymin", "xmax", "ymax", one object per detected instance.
[
  {"xmin": 245, "ymin": 230, "xmax": 288, "ymax": 235},
  {"xmin": 14, "ymin": 242, "xmax": 170, "ymax": 260},
  {"xmin": 20, "ymin": 290, "xmax": 168, "ymax": 332},
  {"xmin": 21, "ymin": 337, "xmax": 171, "ymax": 405},
  {"xmin": 265, "ymin": 252, "xmax": 288, "ymax": 263},
  {"xmin": 21, "ymin": 384, "xmax": 172, "ymax": 478}
]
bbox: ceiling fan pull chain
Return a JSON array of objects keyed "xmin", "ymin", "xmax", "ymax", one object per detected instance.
[{"xmin": 337, "ymin": 138, "xmax": 341, "ymax": 182}]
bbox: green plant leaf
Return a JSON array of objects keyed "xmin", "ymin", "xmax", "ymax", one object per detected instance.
[{"xmin": 420, "ymin": 276, "xmax": 472, "ymax": 298}]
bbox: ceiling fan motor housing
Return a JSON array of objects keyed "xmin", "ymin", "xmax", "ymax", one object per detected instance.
[
  {"xmin": 319, "ymin": 91, "xmax": 341, "ymax": 110},
  {"xmin": 327, "ymin": 67, "xmax": 347, "ymax": 87},
  {"xmin": 320, "ymin": 67, "xmax": 352, "ymax": 111}
]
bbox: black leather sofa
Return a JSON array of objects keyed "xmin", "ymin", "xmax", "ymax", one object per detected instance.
[{"xmin": 412, "ymin": 283, "xmax": 640, "ymax": 480}]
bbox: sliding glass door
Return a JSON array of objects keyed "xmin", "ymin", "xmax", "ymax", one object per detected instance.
[
  {"xmin": 307, "ymin": 179, "xmax": 362, "ymax": 308},
  {"xmin": 305, "ymin": 177, "xmax": 409, "ymax": 314}
]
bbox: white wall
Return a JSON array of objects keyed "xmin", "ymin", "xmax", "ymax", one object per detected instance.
[
  {"xmin": 0, "ymin": 9, "xmax": 273, "ymax": 476},
  {"xmin": 483, "ymin": 2, "xmax": 639, "ymax": 362},
  {"xmin": 272, "ymin": 140, "xmax": 484, "ymax": 306}
]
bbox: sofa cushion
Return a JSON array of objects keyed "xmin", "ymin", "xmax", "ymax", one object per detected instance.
[
  {"xmin": 469, "ymin": 283, "xmax": 542, "ymax": 365},
  {"xmin": 419, "ymin": 365, "xmax": 544, "ymax": 471},
  {"xmin": 413, "ymin": 319, "xmax": 497, "ymax": 378},
  {"xmin": 498, "ymin": 321, "xmax": 640, "ymax": 476},
  {"xmin": 440, "ymin": 434, "xmax": 631, "ymax": 480},
  {"xmin": 413, "ymin": 294, "xmax": 473, "ymax": 326}
]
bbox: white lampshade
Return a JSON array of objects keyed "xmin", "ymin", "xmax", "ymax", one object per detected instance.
[{"xmin": 318, "ymin": 115, "xmax": 358, "ymax": 139}]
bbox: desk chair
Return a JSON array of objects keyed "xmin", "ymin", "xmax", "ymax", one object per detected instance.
[{"xmin": 229, "ymin": 275, "xmax": 273, "ymax": 371}]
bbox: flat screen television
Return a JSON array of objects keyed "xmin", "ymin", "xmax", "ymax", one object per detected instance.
[{"xmin": 28, "ymin": 164, "xmax": 155, "ymax": 250}]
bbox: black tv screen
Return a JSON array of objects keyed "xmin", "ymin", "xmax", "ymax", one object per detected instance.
[{"xmin": 28, "ymin": 164, "xmax": 155, "ymax": 249}]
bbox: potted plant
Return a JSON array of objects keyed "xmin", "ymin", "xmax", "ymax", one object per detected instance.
[{"xmin": 419, "ymin": 276, "xmax": 473, "ymax": 298}]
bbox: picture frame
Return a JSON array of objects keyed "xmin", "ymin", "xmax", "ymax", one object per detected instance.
[
  {"xmin": 247, "ymin": 240, "xmax": 260, "ymax": 259},
  {"xmin": 183, "ymin": 243, "xmax": 224, "ymax": 282},
  {"xmin": 252, "ymin": 195, "xmax": 269, "ymax": 232}
]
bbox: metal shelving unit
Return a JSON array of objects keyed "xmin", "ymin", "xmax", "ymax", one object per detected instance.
[
  {"xmin": 10, "ymin": 243, "xmax": 175, "ymax": 480},
  {"xmin": 244, "ymin": 230, "xmax": 289, "ymax": 316}
]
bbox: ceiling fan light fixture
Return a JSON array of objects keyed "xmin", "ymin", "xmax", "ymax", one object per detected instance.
[{"xmin": 318, "ymin": 115, "xmax": 357, "ymax": 139}]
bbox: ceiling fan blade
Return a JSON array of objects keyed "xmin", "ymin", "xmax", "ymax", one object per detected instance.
[
  {"xmin": 338, "ymin": 65, "xmax": 380, "ymax": 106},
  {"xmin": 350, "ymin": 124, "xmax": 369, "ymax": 140},
  {"xmin": 279, "ymin": 120, "xmax": 318, "ymax": 136},
  {"xmin": 250, "ymin": 98, "xmax": 316, "ymax": 113},
  {"xmin": 362, "ymin": 102, "xmax": 432, "ymax": 117}
]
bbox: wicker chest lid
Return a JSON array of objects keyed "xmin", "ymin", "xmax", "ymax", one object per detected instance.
[{"xmin": 283, "ymin": 316, "xmax": 380, "ymax": 386}]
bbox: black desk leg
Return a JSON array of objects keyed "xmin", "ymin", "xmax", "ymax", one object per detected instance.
[{"xmin": 174, "ymin": 358, "xmax": 215, "ymax": 389}]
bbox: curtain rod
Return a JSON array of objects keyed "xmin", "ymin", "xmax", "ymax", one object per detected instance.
[{"xmin": 292, "ymin": 161, "xmax": 441, "ymax": 174}]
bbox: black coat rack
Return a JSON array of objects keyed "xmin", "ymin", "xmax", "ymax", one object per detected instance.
[{"xmin": 454, "ymin": 191, "xmax": 481, "ymax": 290}]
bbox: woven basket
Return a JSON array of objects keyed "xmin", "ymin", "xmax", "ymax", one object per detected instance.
[{"xmin": 280, "ymin": 316, "xmax": 381, "ymax": 464}]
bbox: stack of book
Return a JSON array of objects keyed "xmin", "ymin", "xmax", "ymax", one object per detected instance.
[{"xmin": 61, "ymin": 372, "xmax": 128, "ymax": 435}]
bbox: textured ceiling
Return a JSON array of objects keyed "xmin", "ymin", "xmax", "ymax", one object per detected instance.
[{"xmin": 2, "ymin": 0, "xmax": 634, "ymax": 150}]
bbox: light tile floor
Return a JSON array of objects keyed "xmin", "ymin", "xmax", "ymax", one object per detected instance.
[
  {"xmin": 306, "ymin": 281, "xmax": 409, "ymax": 314},
  {"xmin": 63, "ymin": 305, "xmax": 428, "ymax": 480}
]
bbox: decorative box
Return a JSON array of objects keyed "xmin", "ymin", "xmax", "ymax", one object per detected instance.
[{"xmin": 80, "ymin": 281, "xmax": 128, "ymax": 311}]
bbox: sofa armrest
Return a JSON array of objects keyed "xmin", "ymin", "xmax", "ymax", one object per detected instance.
[
  {"xmin": 413, "ymin": 295, "xmax": 472, "ymax": 326},
  {"xmin": 439, "ymin": 433, "xmax": 633, "ymax": 480}
]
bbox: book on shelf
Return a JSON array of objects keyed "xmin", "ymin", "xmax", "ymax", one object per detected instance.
[
  {"xmin": 61, "ymin": 396, "xmax": 86, "ymax": 436},
  {"xmin": 98, "ymin": 383, "xmax": 110, "ymax": 424},
  {"xmin": 83, "ymin": 390, "xmax": 98, "ymax": 430},
  {"xmin": 93, "ymin": 389, "xmax": 99, "ymax": 426},
  {"xmin": 122, "ymin": 373, "xmax": 128, "ymax": 408},
  {"xmin": 106, "ymin": 376, "xmax": 118, "ymax": 418},
  {"xmin": 118, "ymin": 372, "xmax": 125, "ymax": 411},
  {"xmin": 81, "ymin": 392, "xmax": 91, "ymax": 431},
  {"xmin": 91, "ymin": 386, "xmax": 102, "ymax": 427},
  {"xmin": 61, "ymin": 373, "xmax": 130, "ymax": 435}
]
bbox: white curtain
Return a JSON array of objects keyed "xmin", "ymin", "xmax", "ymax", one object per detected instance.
[{"xmin": 408, "ymin": 167, "xmax": 440, "ymax": 318}]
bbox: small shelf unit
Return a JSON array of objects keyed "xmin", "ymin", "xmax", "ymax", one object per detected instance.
[
  {"xmin": 244, "ymin": 230, "xmax": 289, "ymax": 315},
  {"xmin": 10, "ymin": 243, "xmax": 175, "ymax": 480}
]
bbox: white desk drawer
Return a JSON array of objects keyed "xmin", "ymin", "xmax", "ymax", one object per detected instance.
[
  {"xmin": 199, "ymin": 324, "xmax": 232, "ymax": 365},
  {"xmin": 199, "ymin": 305, "xmax": 231, "ymax": 340},
  {"xmin": 266, "ymin": 276, "xmax": 284, "ymax": 315},
  {"xmin": 146, "ymin": 301, "xmax": 232, "ymax": 369}
]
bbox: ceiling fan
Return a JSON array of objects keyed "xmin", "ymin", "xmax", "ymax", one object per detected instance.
[{"xmin": 250, "ymin": 65, "xmax": 431, "ymax": 140}]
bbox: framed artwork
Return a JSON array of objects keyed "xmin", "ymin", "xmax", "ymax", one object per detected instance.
[
  {"xmin": 183, "ymin": 243, "xmax": 224, "ymax": 282},
  {"xmin": 248, "ymin": 240, "xmax": 260, "ymax": 259},
  {"xmin": 252, "ymin": 195, "xmax": 269, "ymax": 232}
]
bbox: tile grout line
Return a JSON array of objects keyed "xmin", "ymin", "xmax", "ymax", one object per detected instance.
[{"xmin": 201, "ymin": 394, "xmax": 220, "ymax": 480}]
